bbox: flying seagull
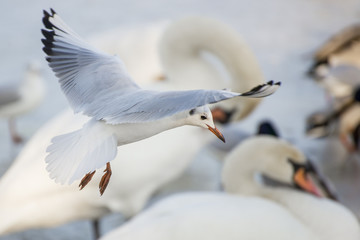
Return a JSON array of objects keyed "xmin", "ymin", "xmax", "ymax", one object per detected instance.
[{"xmin": 41, "ymin": 9, "xmax": 280, "ymax": 195}]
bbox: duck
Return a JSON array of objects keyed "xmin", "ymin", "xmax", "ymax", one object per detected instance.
[
  {"xmin": 307, "ymin": 24, "xmax": 360, "ymax": 123},
  {"xmin": 100, "ymin": 136, "xmax": 360, "ymax": 240},
  {"xmin": 306, "ymin": 86, "xmax": 360, "ymax": 152},
  {"xmin": 308, "ymin": 23, "xmax": 360, "ymax": 86},
  {"xmin": 307, "ymin": 24, "xmax": 360, "ymax": 152},
  {"xmin": 0, "ymin": 62, "xmax": 44, "ymax": 143},
  {"xmin": 0, "ymin": 16, "xmax": 267, "ymax": 237}
]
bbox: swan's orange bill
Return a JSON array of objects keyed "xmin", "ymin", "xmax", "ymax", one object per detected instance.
[
  {"xmin": 211, "ymin": 108, "xmax": 228, "ymax": 123},
  {"xmin": 206, "ymin": 124, "xmax": 225, "ymax": 143},
  {"xmin": 294, "ymin": 168, "xmax": 322, "ymax": 197}
]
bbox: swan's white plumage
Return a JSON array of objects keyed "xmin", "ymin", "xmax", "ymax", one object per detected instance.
[
  {"xmin": 0, "ymin": 109, "xmax": 208, "ymax": 234},
  {"xmin": 158, "ymin": 16, "xmax": 265, "ymax": 121},
  {"xmin": 100, "ymin": 136, "xmax": 360, "ymax": 240},
  {"xmin": 101, "ymin": 193, "xmax": 318, "ymax": 240}
]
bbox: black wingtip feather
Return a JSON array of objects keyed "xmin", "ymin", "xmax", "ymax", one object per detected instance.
[
  {"xmin": 41, "ymin": 28, "xmax": 55, "ymax": 56},
  {"xmin": 249, "ymin": 83, "xmax": 264, "ymax": 93},
  {"xmin": 50, "ymin": 8, "xmax": 56, "ymax": 15},
  {"xmin": 43, "ymin": 9, "xmax": 50, "ymax": 17},
  {"xmin": 41, "ymin": 29, "xmax": 54, "ymax": 40},
  {"xmin": 42, "ymin": 46, "xmax": 53, "ymax": 55},
  {"xmin": 42, "ymin": 10, "xmax": 53, "ymax": 29}
]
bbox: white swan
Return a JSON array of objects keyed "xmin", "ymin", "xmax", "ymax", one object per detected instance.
[
  {"xmin": 89, "ymin": 23, "xmax": 166, "ymax": 86},
  {"xmin": 101, "ymin": 136, "xmax": 360, "ymax": 240},
  {"xmin": 90, "ymin": 16, "xmax": 265, "ymax": 123},
  {"xmin": 0, "ymin": 16, "xmax": 266, "ymax": 236},
  {"xmin": 0, "ymin": 62, "xmax": 44, "ymax": 143},
  {"xmin": 0, "ymin": 109, "xmax": 207, "ymax": 235},
  {"xmin": 158, "ymin": 16, "xmax": 264, "ymax": 122}
]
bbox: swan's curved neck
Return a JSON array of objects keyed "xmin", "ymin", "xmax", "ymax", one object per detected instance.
[
  {"xmin": 222, "ymin": 137, "xmax": 359, "ymax": 240},
  {"xmin": 159, "ymin": 17, "xmax": 265, "ymax": 120},
  {"xmin": 160, "ymin": 17, "xmax": 264, "ymax": 87}
]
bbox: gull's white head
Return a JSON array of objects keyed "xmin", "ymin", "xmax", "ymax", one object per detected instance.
[{"xmin": 186, "ymin": 105, "xmax": 225, "ymax": 142}]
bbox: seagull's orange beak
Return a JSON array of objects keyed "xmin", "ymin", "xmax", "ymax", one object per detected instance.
[
  {"xmin": 294, "ymin": 168, "xmax": 322, "ymax": 197},
  {"xmin": 206, "ymin": 124, "xmax": 225, "ymax": 143}
]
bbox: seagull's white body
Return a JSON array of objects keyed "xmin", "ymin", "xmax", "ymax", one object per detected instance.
[
  {"xmin": 46, "ymin": 109, "xmax": 211, "ymax": 185},
  {"xmin": 0, "ymin": 14, "xmax": 271, "ymax": 235},
  {"xmin": 41, "ymin": 9, "xmax": 279, "ymax": 186},
  {"xmin": 101, "ymin": 136, "xmax": 360, "ymax": 240}
]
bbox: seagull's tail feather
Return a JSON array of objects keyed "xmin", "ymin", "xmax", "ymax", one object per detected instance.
[{"xmin": 45, "ymin": 119, "xmax": 118, "ymax": 185}]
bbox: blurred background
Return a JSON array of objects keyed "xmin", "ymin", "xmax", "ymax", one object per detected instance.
[{"xmin": 0, "ymin": 0, "xmax": 360, "ymax": 239}]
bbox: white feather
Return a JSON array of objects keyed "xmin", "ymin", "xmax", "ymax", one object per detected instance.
[{"xmin": 45, "ymin": 119, "xmax": 118, "ymax": 184}]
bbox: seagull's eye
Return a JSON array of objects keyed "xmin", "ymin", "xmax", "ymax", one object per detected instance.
[
  {"xmin": 189, "ymin": 109, "xmax": 195, "ymax": 115},
  {"xmin": 201, "ymin": 115, "xmax": 207, "ymax": 120}
]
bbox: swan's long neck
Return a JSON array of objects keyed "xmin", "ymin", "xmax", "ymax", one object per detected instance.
[
  {"xmin": 222, "ymin": 136, "xmax": 360, "ymax": 240},
  {"xmin": 159, "ymin": 17, "xmax": 264, "ymax": 120}
]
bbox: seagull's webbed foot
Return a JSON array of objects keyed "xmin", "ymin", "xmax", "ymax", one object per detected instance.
[
  {"xmin": 79, "ymin": 170, "xmax": 96, "ymax": 190},
  {"xmin": 99, "ymin": 162, "xmax": 112, "ymax": 196}
]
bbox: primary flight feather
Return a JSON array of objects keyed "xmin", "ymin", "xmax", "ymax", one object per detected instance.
[{"xmin": 42, "ymin": 8, "xmax": 281, "ymax": 195}]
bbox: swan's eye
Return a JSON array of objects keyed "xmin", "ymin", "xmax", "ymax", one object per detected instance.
[{"xmin": 201, "ymin": 115, "xmax": 207, "ymax": 120}]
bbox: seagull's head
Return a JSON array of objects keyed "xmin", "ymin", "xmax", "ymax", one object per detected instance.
[{"xmin": 186, "ymin": 106, "xmax": 225, "ymax": 143}]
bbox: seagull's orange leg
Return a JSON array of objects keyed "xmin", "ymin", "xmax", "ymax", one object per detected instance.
[
  {"xmin": 99, "ymin": 162, "xmax": 112, "ymax": 196},
  {"xmin": 79, "ymin": 170, "xmax": 96, "ymax": 190}
]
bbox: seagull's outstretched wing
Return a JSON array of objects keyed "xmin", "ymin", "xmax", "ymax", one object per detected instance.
[
  {"xmin": 42, "ymin": 9, "xmax": 280, "ymax": 124},
  {"xmin": 41, "ymin": 9, "xmax": 140, "ymax": 114},
  {"xmin": 88, "ymin": 81, "xmax": 281, "ymax": 124}
]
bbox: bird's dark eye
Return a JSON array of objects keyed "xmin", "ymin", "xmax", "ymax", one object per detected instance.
[
  {"xmin": 189, "ymin": 109, "xmax": 195, "ymax": 115},
  {"xmin": 201, "ymin": 115, "xmax": 207, "ymax": 120}
]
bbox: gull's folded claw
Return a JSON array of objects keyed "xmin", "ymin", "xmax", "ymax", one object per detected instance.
[
  {"xmin": 99, "ymin": 163, "xmax": 112, "ymax": 195},
  {"xmin": 79, "ymin": 171, "xmax": 96, "ymax": 190}
]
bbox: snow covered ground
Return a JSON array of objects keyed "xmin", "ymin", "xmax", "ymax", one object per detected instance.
[{"xmin": 0, "ymin": 0, "xmax": 360, "ymax": 239}]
